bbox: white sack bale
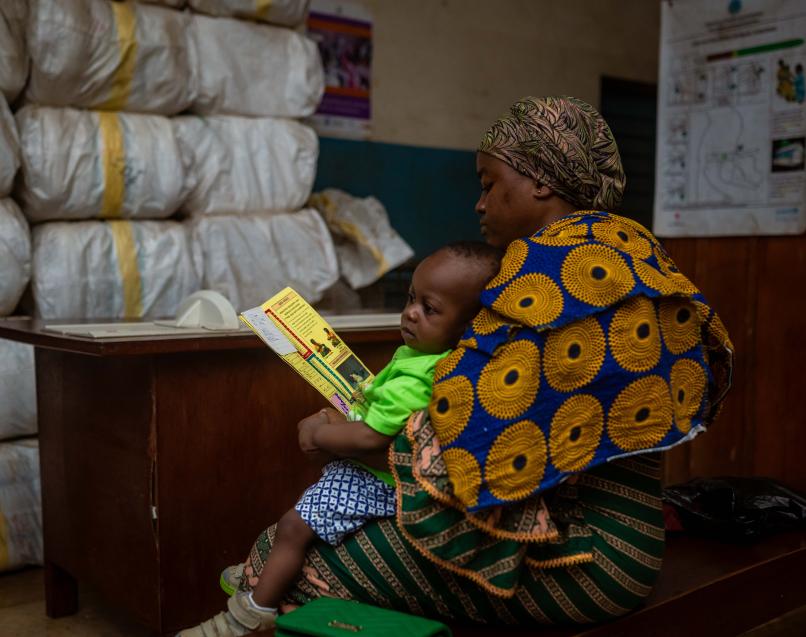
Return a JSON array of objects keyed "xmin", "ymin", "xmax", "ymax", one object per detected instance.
[
  {"xmin": 191, "ymin": 208, "xmax": 338, "ymax": 311},
  {"xmin": 0, "ymin": 199, "xmax": 31, "ymax": 316},
  {"xmin": 26, "ymin": 0, "xmax": 195, "ymax": 115},
  {"xmin": 0, "ymin": 340, "xmax": 36, "ymax": 441},
  {"xmin": 139, "ymin": 0, "xmax": 185, "ymax": 7},
  {"xmin": 175, "ymin": 115, "xmax": 318, "ymax": 216},
  {"xmin": 189, "ymin": 13, "xmax": 323, "ymax": 118},
  {"xmin": 0, "ymin": 439, "xmax": 42, "ymax": 571},
  {"xmin": 188, "ymin": 0, "xmax": 309, "ymax": 27},
  {"xmin": 0, "ymin": 0, "xmax": 28, "ymax": 103},
  {"xmin": 16, "ymin": 106, "xmax": 190, "ymax": 223},
  {"xmin": 0, "ymin": 96, "xmax": 19, "ymax": 198},
  {"xmin": 309, "ymin": 189, "xmax": 414, "ymax": 289},
  {"xmin": 32, "ymin": 220, "xmax": 201, "ymax": 319}
]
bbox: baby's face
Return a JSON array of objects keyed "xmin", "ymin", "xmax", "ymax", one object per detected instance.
[{"xmin": 400, "ymin": 252, "xmax": 483, "ymax": 354}]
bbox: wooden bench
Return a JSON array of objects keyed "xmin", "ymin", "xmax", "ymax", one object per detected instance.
[{"xmin": 448, "ymin": 530, "xmax": 806, "ymax": 636}]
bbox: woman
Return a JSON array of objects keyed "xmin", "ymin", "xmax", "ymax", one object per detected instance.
[{"xmin": 196, "ymin": 97, "xmax": 733, "ymax": 632}]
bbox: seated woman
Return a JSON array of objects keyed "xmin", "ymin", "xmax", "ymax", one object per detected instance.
[{"xmin": 219, "ymin": 97, "xmax": 733, "ymax": 628}]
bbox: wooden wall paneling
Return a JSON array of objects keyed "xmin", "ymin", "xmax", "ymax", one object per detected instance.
[
  {"xmin": 662, "ymin": 237, "xmax": 757, "ymax": 481},
  {"xmin": 751, "ymin": 235, "xmax": 806, "ymax": 493},
  {"xmin": 687, "ymin": 237, "xmax": 758, "ymax": 479}
]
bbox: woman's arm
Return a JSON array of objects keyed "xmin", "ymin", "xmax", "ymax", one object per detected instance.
[{"xmin": 298, "ymin": 409, "xmax": 393, "ymax": 459}]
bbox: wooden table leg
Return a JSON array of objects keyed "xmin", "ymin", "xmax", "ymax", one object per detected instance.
[{"xmin": 44, "ymin": 560, "xmax": 79, "ymax": 618}]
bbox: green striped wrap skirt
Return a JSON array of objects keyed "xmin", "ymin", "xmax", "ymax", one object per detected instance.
[{"xmin": 238, "ymin": 413, "xmax": 664, "ymax": 626}]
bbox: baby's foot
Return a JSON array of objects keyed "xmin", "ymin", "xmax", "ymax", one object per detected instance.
[{"xmin": 176, "ymin": 591, "xmax": 276, "ymax": 636}]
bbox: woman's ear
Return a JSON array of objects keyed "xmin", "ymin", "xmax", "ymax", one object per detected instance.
[{"xmin": 532, "ymin": 182, "xmax": 554, "ymax": 200}]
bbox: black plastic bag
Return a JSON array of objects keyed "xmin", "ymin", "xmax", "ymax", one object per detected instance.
[{"xmin": 662, "ymin": 477, "xmax": 806, "ymax": 541}]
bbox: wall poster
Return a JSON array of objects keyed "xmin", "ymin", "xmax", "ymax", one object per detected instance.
[
  {"xmin": 307, "ymin": 0, "xmax": 372, "ymax": 139},
  {"xmin": 654, "ymin": 0, "xmax": 806, "ymax": 236}
]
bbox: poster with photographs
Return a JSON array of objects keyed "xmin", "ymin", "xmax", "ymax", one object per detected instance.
[
  {"xmin": 654, "ymin": 0, "xmax": 806, "ymax": 236},
  {"xmin": 307, "ymin": 0, "xmax": 372, "ymax": 139}
]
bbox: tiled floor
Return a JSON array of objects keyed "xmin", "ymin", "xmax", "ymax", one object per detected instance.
[{"xmin": 0, "ymin": 567, "xmax": 151, "ymax": 636}]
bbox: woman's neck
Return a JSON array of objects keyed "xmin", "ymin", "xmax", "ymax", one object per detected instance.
[{"xmin": 538, "ymin": 197, "xmax": 578, "ymax": 230}]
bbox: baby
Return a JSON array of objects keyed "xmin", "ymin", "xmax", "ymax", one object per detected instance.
[{"xmin": 179, "ymin": 241, "xmax": 502, "ymax": 637}]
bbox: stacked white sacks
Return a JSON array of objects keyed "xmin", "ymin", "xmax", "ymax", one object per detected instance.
[
  {"xmin": 175, "ymin": 116, "xmax": 319, "ymax": 216},
  {"xmin": 177, "ymin": 0, "xmax": 337, "ymax": 310},
  {"xmin": 308, "ymin": 189, "xmax": 415, "ymax": 290},
  {"xmin": 0, "ymin": 1, "xmax": 27, "ymax": 104},
  {"xmin": 187, "ymin": 0, "xmax": 310, "ymax": 27},
  {"xmin": 31, "ymin": 220, "xmax": 202, "ymax": 320},
  {"xmin": 20, "ymin": 0, "xmax": 206, "ymax": 320},
  {"xmin": 139, "ymin": 0, "xmax": 186, "ymax": 7},
  {"xmin": 188, "ymin": 12, "xmax": 323, "ymax": 118},
  {"xmin": 26, "ymin": 0, "xmax": 196, "ymax": 114},
  {"xmin": 16, "ymin": 106, "xmax": 192, "ymax": 223},
  {"xmin": 0, "ymin": 440, "xmax": 43, "ymax": 572},
  {"xmin": 0, "ymin": 87, "xmax": 38, "ymax": 571},
  {"xmin": 191, "ymin": 209, "xmax": 339, "ymax": 313}
]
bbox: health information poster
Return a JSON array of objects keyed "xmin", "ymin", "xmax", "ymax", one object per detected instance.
[{"xmin": 654, "ymin": 0, "xmax": 806, "ymax": 236}]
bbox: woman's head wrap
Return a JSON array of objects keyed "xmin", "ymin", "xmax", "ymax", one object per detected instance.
[{"xmin": 478, "ymin": 96, "xmax": 626, "ymax": 211}]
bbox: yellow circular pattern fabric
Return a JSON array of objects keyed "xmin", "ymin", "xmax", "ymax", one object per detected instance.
[
  {"xmin": 487, "ymin": 240, "xmax": 528, "ymax": 288},
  {"xmin": 477, "ymin": 340, "xmax": 540, "ymax": 420},
  {"xmin": 549, "ymin": 394, "xmax": 604, "ymax": 472},
  {"xmin": 491, "ymin": 273, "xmax": 564, "ymax": 326},
  {"xmin": 485, "ymin": 420, "xmax": 547, "ymax": 502},
  {"xmin": 657, "ymin": 257, "xmax": 700, "ymax": 294},
  {"xmin": 434, "ymin": 348, "xmax": 465, "ymax": 382},
  {"xmin": 670, "ymin": 359, "xmax": 707, "ymax": 434},
  {"xmin": 633, "ymin": 259, "xmax": 676, "ymax": 295},
  {"xmin": 443, "ymin": 447, "xmax": 481, "ymax": 507},
  {"xmin": 544, "ymin": 316, "xmax": 605, "ymax": 391},
  {"xmin": 652, "ymin": 244, "xmax": 677, "ymax": 272},
  {"xmin": 530, "ymin": 224, "xmax": 587, "ymax": 247},
  {"xmin": 561, "ymin": 244, "xmax": 635, "ymax": 307},
  {"xmin": 608, "ymin": 375, "xmax": 673, "ymax": 451},
  {"xmin": 608, "ymin": 296, "xmax": 661, "ymax": 372},
  {"xmin": 458, "ymin": 336, "xmax": 478, "ymax": 349},
  {"xmin": 591, "ymin": 221, "xmax": 652, "ymax": 259},
  {"xmin": 471, "ymin": 308, "xmax": 509, "ymax": 335},
  {"xmin": 539, "ymin": 215, "xmax": 587, "ymax": 234},
  {"xmin": 659, "ymin": 297, "xmax": 700, "ymax": 355},
  {"xmin": 429, "ymin": 375, "xmax": 474, "ymax": 445},
  {"xmin": 616, "ymin": 214, "xmax": 656, "ymax": 239}
]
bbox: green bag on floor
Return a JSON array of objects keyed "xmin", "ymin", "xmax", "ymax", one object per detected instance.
[{"xmin": 275, "ymin": 597, "xmax": 452, "ymax": 636}]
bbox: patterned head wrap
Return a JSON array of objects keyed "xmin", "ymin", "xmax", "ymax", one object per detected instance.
[{"xmin": 479, "ymin": 96, "xmax": 626, "ymax": 211}]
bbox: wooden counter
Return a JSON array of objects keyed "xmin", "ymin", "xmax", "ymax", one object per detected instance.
[{"xmin": 0, "ymin": 318, "xmax": 401, "ymax": 635}]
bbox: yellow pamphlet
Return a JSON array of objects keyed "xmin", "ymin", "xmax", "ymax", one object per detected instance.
[{"xmin": 240, "ymin": 287, "xmax": 374, "ymax": 414}]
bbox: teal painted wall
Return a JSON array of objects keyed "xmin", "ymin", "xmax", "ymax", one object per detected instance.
[{"xmin": 314, "ymin": 138, "xmax": 482, "ymax": 259}]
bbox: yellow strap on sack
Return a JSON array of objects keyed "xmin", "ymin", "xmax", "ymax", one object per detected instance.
[
  {"xmin": 255, "ymin": 0, "xmax": 273, "ymax": 20},
  {"xmin": 99, "ymin": 1, "xmax": 138, "ymax": 111},
  {"xmin": 99, "ymin": 112, "xmax": 126, "ymax": 219},
  {"xmin": 311, "ymin": 193, "xmax": 390, "ymax": 278},
  {"xmin": 108, "ymin": 221, "xmax": 144, "ymax": 318},
  {"xmin": 334, "ymin": 218, "xmax": 390, "ymax": 277}
]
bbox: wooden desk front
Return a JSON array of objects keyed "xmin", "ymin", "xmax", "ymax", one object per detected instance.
[{"xmin": 0, "ymin": 319, "xmax": 400, "ymax": 635}]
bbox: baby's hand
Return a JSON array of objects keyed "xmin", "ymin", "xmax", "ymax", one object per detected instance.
[
  {"xmin": 320, "ymin": 408, "xmax": 347, "ymax": 425},
  {"xmin": 297, "ymin": 411, "xmax": 327, "ymax": 453}
]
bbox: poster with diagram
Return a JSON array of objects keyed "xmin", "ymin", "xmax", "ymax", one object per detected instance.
[{"xmin": 654, "ymin": 0, "xmax": 806, "ymax": 237}]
